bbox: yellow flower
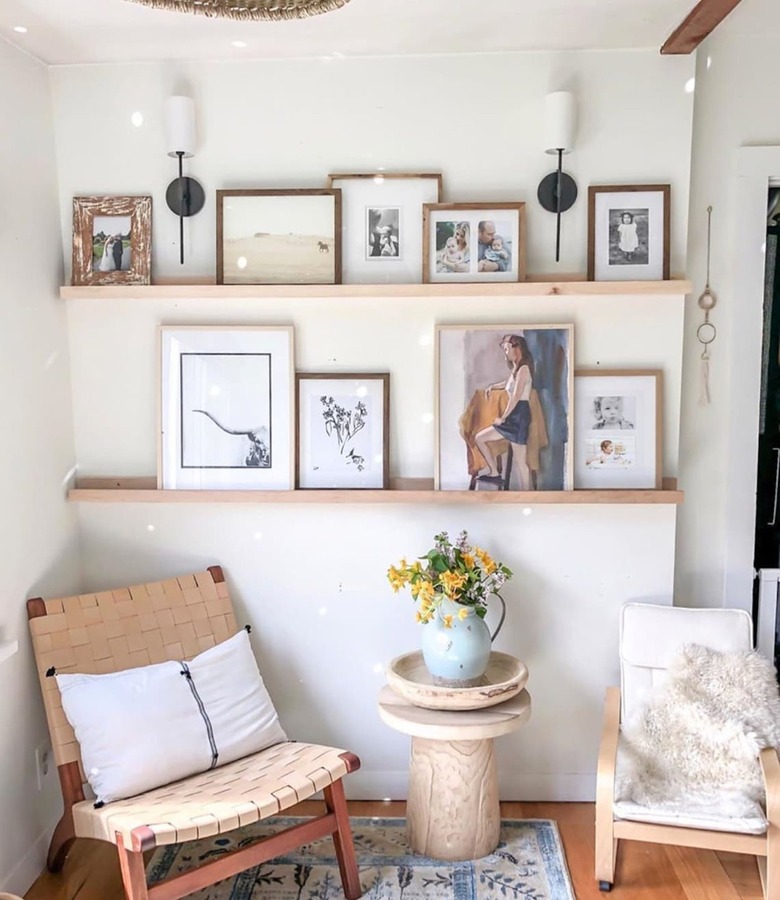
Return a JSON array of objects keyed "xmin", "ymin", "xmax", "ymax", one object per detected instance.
[
  {"xmin": 457, "ymin": 607, "xmax": 470, "ymax": 620},
  {"xmin": 462, "ymin": 552, "xmax": 475, "ymax": 569},
  {"xmin": 442, "ymin": 614, "xmax": 454, "ymax": 628},
  {"xmin": 417, "ymin": 581, "xmax": 436, "ymax": 610},
  {"xmin": 439, "ymin": 570, "xmax": 467, "ymax": 599},
  {"xmin": 386, "ymin": 565, "xmax": 408, "ymax": 593},
  {"xmin": 410, "ymin": 561, "xmax": 423, "ymax": 575},
  {"xmin": 475, "ymin": 548, "xmax": 497, "ymax": 576}
]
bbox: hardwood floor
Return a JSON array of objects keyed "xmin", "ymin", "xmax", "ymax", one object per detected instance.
[{"xmin": 25, "ymin": 801, "xmax": 764, "ymax": 900}]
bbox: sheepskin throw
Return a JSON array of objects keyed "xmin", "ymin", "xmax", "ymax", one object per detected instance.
[{"xmin": 615, "ymin": 643, "xmax": 780, "ymax": 818}]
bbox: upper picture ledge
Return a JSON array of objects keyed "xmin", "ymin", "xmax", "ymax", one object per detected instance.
[{"xmin": 59, "ymin": 278, "xmax": 692, "ymax": 301}]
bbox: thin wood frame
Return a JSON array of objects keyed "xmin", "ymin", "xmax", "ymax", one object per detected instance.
[
  {"xmin": 295, "ymin": 372, "xmax": 390, "ymax": 489},
  {"xmin": 216, "ymin": 189, "xmax": 342, "ymax": 285},
  {"xmin": 434, "ymin": 323, "xmax": 575, "ymax": 491},
  {"xmin": 574, "ymin": 368, "xmax": 664, "ymax": 490},
  {"xmin": 327, "ymin": 173, "xmax": 443, "ymax": 284},
  {"xmin": 422, "ymin": 202, "xmax": 527, "ymax": 283},
  {"xmin": 587, "ymin": 184, "xmax": 671, "ymax": 282},
  {"xmin": 156, "ymin": 324, "xmax": 295, "ymax": 490},
  {"xmin": 72, "ymin": 195, "xmax": 152, "ymax": 286}
]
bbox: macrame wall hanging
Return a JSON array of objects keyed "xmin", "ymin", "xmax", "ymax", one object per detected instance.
[{"xmin": 697, "ymin": 206, "xmax": 717, "ymax": 405}]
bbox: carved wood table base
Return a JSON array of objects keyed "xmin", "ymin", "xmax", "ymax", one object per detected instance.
[{"xmin": 378, "ymin": 682, "xmax": 532, "ymax": 861}]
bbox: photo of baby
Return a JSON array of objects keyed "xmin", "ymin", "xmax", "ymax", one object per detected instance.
[
  {"xmin": 435, "ymin": 220, "xmax": 470, "ymax": 273},
  {"xmin": 608, "ymin": 208, "xmax": 649, "ymax": 266},
  {"xmin": 584, "ymin": 437, "xmax": 635, "ymax": 469},
  {"xmin": 477, "ymin": 220, "xmax": 512, "ymax": 273},
  {"xmin": 590, "ymin": 395, "xmax": 636, "ymax": 430},
  {"xmin": 366, "ymin": 207, "xmax": 401, "ymax": 260}
]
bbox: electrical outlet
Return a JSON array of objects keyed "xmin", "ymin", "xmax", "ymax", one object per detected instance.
[{"xmin": 35, "ymin": 741, "xmax": 51, "ymax": 791}]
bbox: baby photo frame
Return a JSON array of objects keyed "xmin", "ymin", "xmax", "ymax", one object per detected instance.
[{"xmin": 573, "ymin": 369, "xmax": 663, "ymax": 489}]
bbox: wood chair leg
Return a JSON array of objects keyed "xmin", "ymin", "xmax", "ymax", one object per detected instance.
[
  {"xmin": 116, "ymin": 834, "xmax": 150, "ymax": 900},
  {"xmin": 324, "ymin": 779, "xmax": 362, "ymax": 900},
  {"xmin": 595, "ymin": 818, "xmax": 617, "ymax": 889},
  {"xmin": 47, "ymin": 814, "xmax": 76, "ymax": 872}
]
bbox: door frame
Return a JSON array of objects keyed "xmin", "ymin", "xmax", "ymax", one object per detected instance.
[{"xmin": 723, "ymin": 147, "xmax": 780, "ymax": 610}]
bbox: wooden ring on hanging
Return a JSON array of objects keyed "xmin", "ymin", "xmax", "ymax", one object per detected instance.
[
  {"xmin": 698, "ymin": 287, "xmax": 717, "ymax": 310},
  {"xmin": 697, "ymin": 321, "xmax": 717, "ymax": 345}
]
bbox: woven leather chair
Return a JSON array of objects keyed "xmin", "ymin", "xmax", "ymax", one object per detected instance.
[
  {"xmin": 595, "ymin": 602, "xmax": 780, "ymax": 897},
  {"xmin": 27, "ymin": 566, "xmax": 362, "ymax": 900}
]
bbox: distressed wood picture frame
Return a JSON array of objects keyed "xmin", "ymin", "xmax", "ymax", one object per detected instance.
[{"xmin": 71, "ymin": 195, "xmax": 152, "ymax": 286}]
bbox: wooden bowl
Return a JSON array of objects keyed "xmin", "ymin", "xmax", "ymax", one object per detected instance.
[{"xmin": 386, "ymin": 650, "xmax": 528, "ymax": 710}]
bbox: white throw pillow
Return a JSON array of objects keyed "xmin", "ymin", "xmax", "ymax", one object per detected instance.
[{"xmin": 57, "ymin": 629, "xmax": 287, "ymax": 805}]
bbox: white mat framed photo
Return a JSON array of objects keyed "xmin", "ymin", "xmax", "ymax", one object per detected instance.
[
  {"xmin": 328, "ymin": 173, "xmax": 442, "ymax": 284},
  {"xmin": 159, "ymin": 325, "xmax": 294, "ymax": 490},
  {"xmin": 574, "ymin": 369, "xmax": 663, "ymax": 489},
  {"xmin": 296, "ymin": 373, "xmax": 390, "ymax": 489}
]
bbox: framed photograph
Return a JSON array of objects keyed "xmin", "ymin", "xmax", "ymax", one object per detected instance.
[
  {"xmin": 71, "ymin": 195, "xmax": 152, "ymax": 286},
  {"xmin": 159, "ymin": 325, "xmax": 294, "ymax": 490},
  {"xmin": 327, "ymin": 173, "xmax": 442, "ymax": 284},
  {"xmin": 296, "ymin": 373, "xmax": 389, "ymax": 489},
  {"xmin": 436, "ymin": 325, "xmax": 573, "ymax": 491},
  {"xmin": 216, "ymin": 189, "xmax": 341, "ymax": 285},
  {"xmin": 423, "ymin": 202, "xmax": 526, "ymax": 284},
  {"xmin": 587, "ymin": 184, "xmax": 670, "ymax": 281},
  {"xmin": 574, "ymin": 369, "xmax": 662, "ymax": 489}
]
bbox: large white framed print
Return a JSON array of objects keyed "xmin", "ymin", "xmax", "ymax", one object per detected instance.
[
  {"xmin": 574, "ymin": 369, "xmax": 662, "ymax": 489},
  {"xmin": 159, "ymin": 326, "xmax": 294, "ymax": 490},
  {"xmin": 327, "ymin": 173, "xmax": 442, "ymax": 284}
]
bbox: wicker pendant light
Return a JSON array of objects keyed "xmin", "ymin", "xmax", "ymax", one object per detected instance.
[{"xmin": 126, "ymin": 0, "xmax": 352, "ymax": 21}]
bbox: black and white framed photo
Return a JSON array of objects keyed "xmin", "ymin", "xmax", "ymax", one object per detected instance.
[
  {"xmin": 587, "ymin": 184, "xmax": 670, "ymax": 281},
  {"xmin": 327, "ymin": 173, "xmax": 442, "ymax": 283},
  {"xmin": 296, "ymin": 373, "xmax": 389, "ymax": 489},
  {"xmin": 574, "ymin": 369, "xmax": 663, "ymax": 489},
  {"xmin": 159, "ymin": 326, "xmax": 294, "ymax": 490}
]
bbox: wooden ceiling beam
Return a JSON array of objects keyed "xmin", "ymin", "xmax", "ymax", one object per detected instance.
[{"xmin": 661, "ymin": 0, "xmax": 743, "ymax": 54}]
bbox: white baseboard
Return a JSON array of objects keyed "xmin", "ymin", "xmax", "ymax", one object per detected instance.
[
  {"xmin": 343, "ymin": 770, "xmax": 596, "ymax": 803},
  {"xmin": 3, "ymin": 819, "xmax": 56, "ymax": 896}
]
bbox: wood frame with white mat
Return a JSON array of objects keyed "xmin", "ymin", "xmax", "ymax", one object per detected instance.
[
  {"xmin": 595, "ymin": 604, "xmax": 780, "ymax": 898},
  {"xmin": 27, "ymin": 566, "xmax": 362, "ymax": 900}
]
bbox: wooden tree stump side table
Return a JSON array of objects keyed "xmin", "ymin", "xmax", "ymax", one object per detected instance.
[{"xmin": 377, "ymin": 684, "xmax": 532, "ymax": 861}]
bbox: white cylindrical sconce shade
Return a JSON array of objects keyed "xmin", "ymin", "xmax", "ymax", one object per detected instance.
[
  {"xmin": 544, "ymin": 91, "xmax": 575, "ymax": 155},
  {"xmin": 165, "ymin": 95, "xmax": 196, "ymax": 158}
]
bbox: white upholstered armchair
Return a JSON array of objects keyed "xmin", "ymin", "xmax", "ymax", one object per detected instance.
[{"xmin": 596, "ymin": 602, "xmax": 780, "ymax": 896}]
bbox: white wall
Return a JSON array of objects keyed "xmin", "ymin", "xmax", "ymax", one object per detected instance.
[
  {"xmin": 46, "ymin": 49, "xmax": 694, "ymax": 803},
  {"xmin": 0, "ymin": 40, "xmax": 80, "ymax": 894},
  {"xmin": 676, "ymin": 0, "xmax": 780, "ymax": 609}
]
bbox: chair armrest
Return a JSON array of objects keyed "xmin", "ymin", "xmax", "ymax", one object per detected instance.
[
  {"xmin": 760, "ymin": 746, "xmax": 780, "ymax": 824},
  {"xmin": 596, "ymin": 686, "xmax": 621, "ymax": 809}
]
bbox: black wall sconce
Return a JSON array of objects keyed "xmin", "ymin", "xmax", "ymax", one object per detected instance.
[
  {"xmin": 537, "ymin": 91, "xmax": 577, "ymax": 263},
  {"xmin": 165, "ymin": 95, "xmax": 205, "ymax": 265}
]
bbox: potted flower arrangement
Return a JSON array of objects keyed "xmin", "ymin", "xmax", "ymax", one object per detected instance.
[{"xmin": 387, "ymin": 531, "xmax": 513, "ymax": 686}]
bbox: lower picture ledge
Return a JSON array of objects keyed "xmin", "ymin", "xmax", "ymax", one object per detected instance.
[{"xmin": 68, "ymin": 477, "xmax": 684, "ymax": 505}]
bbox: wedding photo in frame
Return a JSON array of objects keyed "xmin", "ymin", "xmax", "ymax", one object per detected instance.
[
  {"xmin": 436, "ymin": 324, "xmax": 573, "ymax": 492},
  {"xmin": 158, "ymin": 325, "xmax": 294, "ymax": 490},
  {"xmin": 327, "ymin": 173, "xmax": 442, "ymax": 284},
  {"xmin": 296, "ymin": 373, "xmax": 390, "ymax": 489},
  {"xmin": 587, "ymin": 184, "xmax": 671, "ymax": 281},
  {"xmin": 216, "ymin": 189, "xmax": 341, "ymax": 285},
  {"xmin": 71, "ymin": 195, "xmax": 152, "ymax": 286},
  {"xmin": 573, "ymin": 369, "xmax": 663, "ymax": 489}
]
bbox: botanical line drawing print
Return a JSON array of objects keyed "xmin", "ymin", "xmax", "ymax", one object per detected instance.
[
  {"xmin": 320, "ymin": 395, "xmax": 367, "ymax": 471},
  {"xmin": 193, "ymin": 409, "xmax": 270, "ymax": 468}
]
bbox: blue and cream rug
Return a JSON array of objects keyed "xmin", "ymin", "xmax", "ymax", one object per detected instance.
[{"xmin": 148, "ymin": 816, "xmax": 575, "ymax": 899}]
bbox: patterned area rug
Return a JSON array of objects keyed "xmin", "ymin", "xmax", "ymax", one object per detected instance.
[{"xmin": 148, "ymin": 816, "xmax": 575, "ymax": 899}]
